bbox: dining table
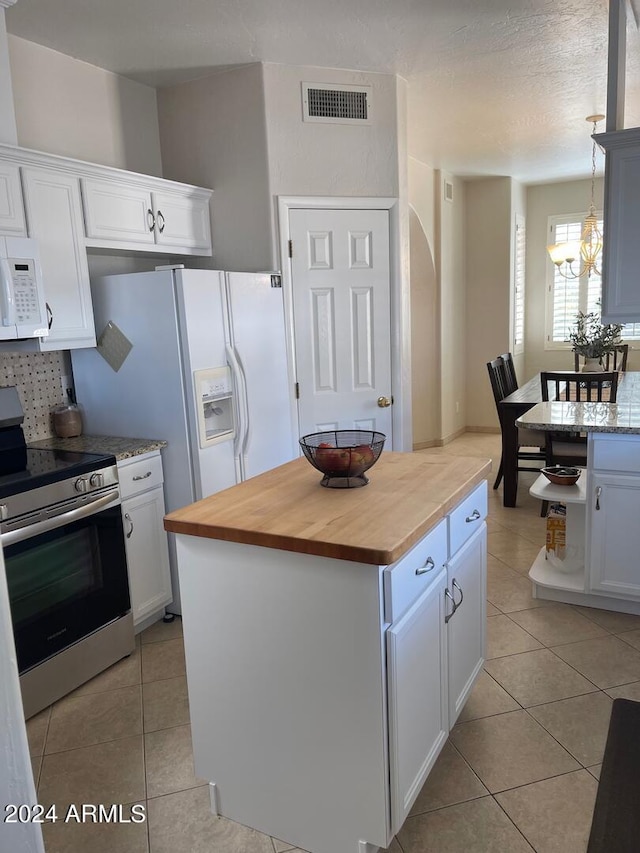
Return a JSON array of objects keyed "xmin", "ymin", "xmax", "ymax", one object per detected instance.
[{"xmin": 498, "ymin": 370, "xmax": 639, "ymax": 507}]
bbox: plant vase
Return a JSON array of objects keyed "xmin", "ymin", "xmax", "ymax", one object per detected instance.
[{"xmin": 582, "ymin": 356, "xmax": 604, "ymax": 372}]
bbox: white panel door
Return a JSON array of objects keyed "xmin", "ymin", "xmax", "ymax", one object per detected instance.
[{"xmin": 290, "ymin": 208, "xmax": 392, "ymax": 441}]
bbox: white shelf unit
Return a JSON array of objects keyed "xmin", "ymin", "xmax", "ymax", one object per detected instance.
[{"xmin": 528, "ymin": 470, "xmax": 587, "ymax": 596}]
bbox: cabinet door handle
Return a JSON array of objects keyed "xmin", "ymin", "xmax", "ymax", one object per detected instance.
[
  {"xmin": 444, "ymin": 587, "xmax": 456, "ymax": 623},
  {"xmin": 132, "ymin": 471, "xmax": 152, "ymax": 481},
  {"xmin": 46, "ymin": 302, "xmax": 53, "ymax": 330},
  {"xmin": 465, "ymin": 509, "xmax": 481, "ymax": 523},
  {"xmin": 595, "ymin": 486, "xmax": 602, "ymax": 511},
  {"xmin": 452, "ymin": 577, "xmax": 464, "ymax": 608},
  {"xmin": 124, "ymin": 512, "xmax": 134, "ymax": 539},
  {"xmin": 147, "ymin": 208, "xmax": 156, "ymax": 232},
  {"xmin": 156, "ymin": 210, "xmax": 165, "ymax": 233},
  {"xmin": 415, "ymin": 556, "xmax": 435, "ymax": 576}
]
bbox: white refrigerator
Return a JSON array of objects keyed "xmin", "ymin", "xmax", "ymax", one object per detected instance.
[{"xmin": 71, "ymin": 267, "xmax": 297, "ymax": 613}]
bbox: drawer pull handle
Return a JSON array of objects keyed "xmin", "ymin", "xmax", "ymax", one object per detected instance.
[
  {"xmin": 444, "ymin": 588, "xmax": 456, "ymax": 623},
  {"xmin": 452, "ymin": 577, "xmax": 464, "ymax": 608},
  {"xmin": 147, "ymin": 209, "xmax": 156, "ymax": 232},
  {"xmin": 465, "ymin": 509, "xmax": 481, "ymax": 523},
  {"xmin": 595, "ymin": 486, "xmax": 602, "ymax": 511},
  {"xmin": 125, "ymin": 512, "xmax": 134, "ymax": 539},
  {"xmin": 132, "ymin": 471, "xmax": 152, "ymax": 481},
  {"xmin": 415, "ymin": 557, "xmax": 435, "ymax": 576}
]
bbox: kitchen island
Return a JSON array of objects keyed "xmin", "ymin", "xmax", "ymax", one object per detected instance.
[
  {"xmin": 517, "ymin": 399, "xmax": 640, "ymax": 612},
  {"xmin": 164, "ymin": 451, "xmax": 490, "ymax": 853}
]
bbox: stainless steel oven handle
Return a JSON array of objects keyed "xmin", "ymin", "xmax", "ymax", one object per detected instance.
[{"xmin": 0, "ymin": 490, "xmax": 120, "ymax": 546}]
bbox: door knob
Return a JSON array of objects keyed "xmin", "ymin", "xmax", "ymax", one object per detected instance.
[{"xmin": 377, "ymin": 396, "xmax": 391, "ymax": 408}]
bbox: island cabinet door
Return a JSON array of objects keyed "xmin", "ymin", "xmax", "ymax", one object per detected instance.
[
  {"xmin": 386, "ymin": 566, "xmax": 448, "ymax": 834},
  {"xmin": 446, "ymin": 524, "xmax": 487, "ymax": 727},
  {"xmin": 588, "ymin": 472, "xmax": 640, "ymax": 597}
]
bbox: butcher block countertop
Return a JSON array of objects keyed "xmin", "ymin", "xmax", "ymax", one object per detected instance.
[{"xmin": 164, "ymin": 451, "xmax": 491, "ymax": 565}]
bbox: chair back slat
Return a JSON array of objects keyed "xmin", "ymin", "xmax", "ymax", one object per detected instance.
[
  {"xmin": 487, "ymin": 358, "xmax": 509, "ymax": 407},
  {"xmin": 603, "ymin": 344, "xmax": 629, "ymax": 372},
  {"xmin": 540, "ymin": 371, "xmax": 619, "ymax": 403},
  {"xmin": 499, "ymin": 352, "xmax": 518, "ymax": 394}
]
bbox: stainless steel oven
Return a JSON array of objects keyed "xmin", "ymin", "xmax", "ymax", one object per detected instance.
[{"xmin": 0, "ymin": 448, "xmax": 134, "ymax": 718}]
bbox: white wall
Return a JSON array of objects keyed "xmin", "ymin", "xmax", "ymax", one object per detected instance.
[
  {"xmin": 438, "ymin": 170, "xmax": 467, "ymax": 442},
  {"xmin": 525, "ymin": 177, "xmax": 607, "ymax": 376},
  {"xmin": 408, "ymin": 156, "xmax": 439, "ymax": 447},
  {"xmin": 0, "ymin": 7, "xmax": 17, "ymax": 144},
  {"xmin": 157, "ymin": 64, "xmax": 273, "ymax": 272},
  {"xmin": 8, "ymin": 35, "xmax": 162, "ymax": 175}
]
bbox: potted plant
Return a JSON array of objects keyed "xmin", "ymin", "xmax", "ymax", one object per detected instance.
[{"xmin": 569, "ymin": 310, "xmax": 623, "ymax": 371}]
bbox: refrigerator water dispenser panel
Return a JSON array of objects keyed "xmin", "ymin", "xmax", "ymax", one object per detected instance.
[{"xmin": 194, "ymin": 367, "xmax": 235, "ymax": 449}]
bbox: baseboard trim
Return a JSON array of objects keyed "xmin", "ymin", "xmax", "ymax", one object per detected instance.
[
  {"xmin": 464, "ymin": 427, "xmax": 501, "ymax": 434},
  {"xmin": 412, "ymin": 427, "xmax": 500, "ymax": 451}
]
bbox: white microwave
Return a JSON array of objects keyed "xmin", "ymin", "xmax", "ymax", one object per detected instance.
[{"xmin": 0, "ymin": 236, "xmax": 49, "ymax": 341}]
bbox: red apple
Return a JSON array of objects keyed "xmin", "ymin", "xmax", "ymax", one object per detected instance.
[
  {"xmin": 353, "ymin": 444, "xmax": 375, "ymax": 466},
  {"xmin": 315, "ymin": 446, "xmax": 351, "ymax": 472}
]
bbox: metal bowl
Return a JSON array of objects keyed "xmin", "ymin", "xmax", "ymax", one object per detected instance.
[
  {"xmin": 541, "ymin": 466, "xmax": 582, "ymax": 486},
  {"xmin": 299, "ymin": 430, "xmax": 386, "ymax": 488}
]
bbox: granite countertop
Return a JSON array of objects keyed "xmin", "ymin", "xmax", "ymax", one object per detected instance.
[
  {"xmin": 517, "ymin": 401, "xmax": 640, "ymax": 434},
  {"xmin": 29, "ymin": 434, "xmax": 167, "ymax": 461},
  {"xmin": 164, "ymin": 452, "xmax": 491, "ymax": 565}
]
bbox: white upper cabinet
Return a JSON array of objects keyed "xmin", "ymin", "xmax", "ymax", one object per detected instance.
[
  {"xmin": 596, "ymin": 128, "xmax": 640, "ymax": 323},
  {"xmin": 82, "ymin": 177, "xmax": 212, "ymax": 254},
  {"xmin": 21, "ymin": 166, "xmax": 96, "ymax": 350},
  {"xmin": 0, "ymin": 162, "xmax": 27, "ymax": 236}
]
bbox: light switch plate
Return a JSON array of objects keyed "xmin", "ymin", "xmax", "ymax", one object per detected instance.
[{"xmin": 96, "ymin": 321, "xmax": 133, "ymax": 372}]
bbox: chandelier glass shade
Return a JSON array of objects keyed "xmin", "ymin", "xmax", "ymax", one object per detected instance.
[{"xmin": 547, "ymin": 116, "xmax": 604, "ymax": 280}]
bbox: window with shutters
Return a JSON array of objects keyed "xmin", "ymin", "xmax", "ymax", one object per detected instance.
[
  {"xmin": 513, "ymin": 215, "xmax": 525, "ymax": 355},
  {"xmin": 545, "ymin": 213, "xmax": 640, "ymax": 348}
]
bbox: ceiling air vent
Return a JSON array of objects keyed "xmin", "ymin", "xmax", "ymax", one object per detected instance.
[{"xmin": 302, "ymin": 83, "xmax": 372, "ymax": 125}]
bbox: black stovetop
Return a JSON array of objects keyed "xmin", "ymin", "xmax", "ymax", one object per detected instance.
[{"xmin": 0, "ymin": 447, "xmax": 117, "ymax": 499}]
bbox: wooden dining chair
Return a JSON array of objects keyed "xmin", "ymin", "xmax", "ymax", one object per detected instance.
[
  {"xmin": 539, "ymin": 370, "xmax": 618, "ymax": 467},
  {"xmin": 487, "ymin": 358, "xmax": 546, "ymax": 490},
  {"xmin": 603, "ymin": 344, "xmax": 629, "ymax": 372},
  {"xmin": 498, "ymin": 352, "xmax": 518, "ymax": 394}
]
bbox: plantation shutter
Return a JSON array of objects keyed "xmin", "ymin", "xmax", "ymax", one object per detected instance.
[{"xmin": 513, "ymin": 215, "xmax": 526, "ymax": 353}]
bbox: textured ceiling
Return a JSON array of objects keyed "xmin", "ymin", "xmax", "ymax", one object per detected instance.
[{"xmin": 6, "ymin": 0, "xmax": 640, "ymax": 183}]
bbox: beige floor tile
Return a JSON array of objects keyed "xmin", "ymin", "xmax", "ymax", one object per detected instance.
[
  {"xmin": 572, "ymin": 606, "xmax": 640, "ymax": 634},
  {"xmin": 587, "ymin": 764, "xmax": 602, "ymax": 780},
  {"xmin": 495, "ymin": 770, "xmax": 598, "ymax": 853},
  {"xmin": 487, "ymin": 531, "xmax": 541, "ymax": 573},
  {"xmin": 528, "ymin": 692, "xmax": 614, "ymax": 766},
  {"xmin": 31, "ymin": 754, "xmax": 42, "ymax": 790},
  {"xmin": 457, "ymin": 670, "xmax": 520, "ymax": 722},
  {"xmin": 398, "ymin": 795, "xmax": 534, "ymax": 852},
  {"xmin": 271, "ymin": 840, "xmax": 300, "ymax": 853},
  {"xmin": 605, "ymin": 680, "xmax": 640, "ymax": 701},
  {"xmin": 486, "ymin": 554, "xmax": 520, "ymax": 581},
  {"xmin": 45, "ymin": 685, "xmax": 143, "ymax": 754},
  {"xmin": 552, "ymin": 635, "xmax": 640, "ymax": 689},
  {"xmin": 147, "ymin": 786, "xmax": 274, "ymax": 853},
  {"xmin": 616, "ymin": 628, "xmax": 640, "ymax": 650},
  {"xmin": 509, "ymin": 604, "xmax": 608, "ymax": 646},
  {"xmin": 38, "ymin": 735, "xmax": 145, "ymax": 810},
  {"xmin": 142, "ymin": 675, "xmax": 190, "ymax": 732},
  {"xmin": 145, "ymin": 724, "xmax": 206, "ymax": 798},
  {"xmin": 486, "ymin": 614, "xmax": 543, "ymax": 658},
  {"xmin": 25, "ymin": 706, "xmax": 50, "ymax": 756},
  {"xmin": 450, "ymin": 709, "xmax": 580, "ymax": 793},
  {"xmin": 409, "ymin": 741, "xmax": 488, "ymax": 816},
  {"xmin": 484, "ymin": 649, "xmax": 598, "ymax": 707},
  {"xmin": 70, "ymin": 645, "xmax": 142, "ymax": 697},
  {"xmin": 141, "ymin": 637, "xmax": 186, "ymax": 683},
  {"xmin": 41, "ymin": 803, "xmax": 149, "ymax": 853},
  {"xmin": 140, "ymin": 615, "xmax": 183, "ymax": 644},
  {"xmin": 487, "ymin": 573, "xmax": 552, "ymax": 614},
  {"xmin": 486, "ymin": 600, "xmax": 501, "ymax": 616}
]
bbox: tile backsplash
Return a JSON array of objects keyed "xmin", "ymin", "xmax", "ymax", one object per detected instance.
[{"xmin": 0, "ymin": 352, "xmax": 68, "ymax": 441}]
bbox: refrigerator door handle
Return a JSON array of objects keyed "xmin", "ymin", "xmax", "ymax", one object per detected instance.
[{"xmin": 225, "ymin": 343, "xmax": 249, "ymax": 462}]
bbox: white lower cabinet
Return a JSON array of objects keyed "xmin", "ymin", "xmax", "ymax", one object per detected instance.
[
  {"xmin": 118, "ymin": 452, "xmax": 172, "ymax": 628},
  {"xmin": 387, "ymin": 567, "xmax": 449, "ymax": 830},
  {"xmin": 588, "ymin": 471, "xmax": 640, "ymax": 597}
]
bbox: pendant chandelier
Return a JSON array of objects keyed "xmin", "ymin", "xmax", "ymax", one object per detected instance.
[{"xmin": 547, "ymin": 115, "xmax": 605, "ymax": 279}]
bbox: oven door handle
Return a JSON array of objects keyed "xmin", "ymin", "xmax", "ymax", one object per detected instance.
[{"xmin": 0, "ymin": 490, "xmax": 120, "ymax": 547}]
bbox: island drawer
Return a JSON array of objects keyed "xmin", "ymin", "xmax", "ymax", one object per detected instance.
[
  {"xmin": 591, "ymin": 435, "xmax": 640, "ymax": 473},
  {"xmin": 383, "ymin": 518, "xmax": 448, "ymax": 623},
  {"xmin": 448, "ymin": 481, "xmax": 487, "ymax": 557},
  {"xmin": 118, "ymin": 452, "xmax": 164, "ymax": 500}
]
